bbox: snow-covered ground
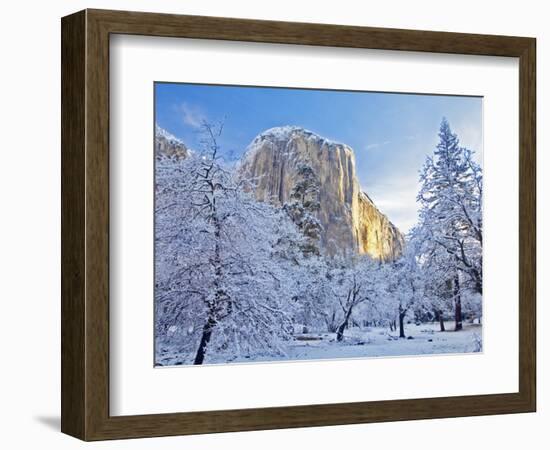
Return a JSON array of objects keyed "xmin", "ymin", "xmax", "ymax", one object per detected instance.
[{"xmin": 156, "ymin": 322, "xmax": 482, "ymax": 367}]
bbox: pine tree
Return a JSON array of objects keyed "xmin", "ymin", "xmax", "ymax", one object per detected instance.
[
  {"xmin": 414, "ymin": 118, "xmax": 483, "ymax": 330},
  {"xmin": 283, "ymin": 164, "xmax": 323, "ymax": 256}
]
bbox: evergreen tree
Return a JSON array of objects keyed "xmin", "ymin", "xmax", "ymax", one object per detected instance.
[
  {"xmin": 414, "ymin": 118, "xmax": 483, "ymax": 330},
  {"xmin": 283, "ymin": 163, "xmax": 323, "ymax": 256}
]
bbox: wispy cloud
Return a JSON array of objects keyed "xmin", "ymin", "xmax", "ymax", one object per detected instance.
[
  {"xmin": 365, "ymin": 140, "xmax": 391, "ymax": 151},
  {"xmin": 175, "ymin": 102, "xmax": 206, "ymax": 129}
]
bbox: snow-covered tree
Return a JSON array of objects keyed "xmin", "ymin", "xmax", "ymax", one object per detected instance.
[
  {"xmin": 417, "ymin": 118, "xmax": 482, "ymax": 293},
  {"xmin": 155, "ymin": 122, "xmax": 303, "ymax": 364},
  {"xmin": 283, "ymin": 163, "xmax": 323, "ymax": 257},
  {"xmin": 328, "ymin": 257, "xmax": 383, "ymax": 341},
  {"xmin": 290, "ymin": 256, "xmax": 332, "ymax": 333},
  {"xmin": 379, "ymin": 241, "xmax": 424, "ymax": 338},
  {"xmin": 414, "ymin": 118, "xmax": 483, "ymax": 330},
  {"xmin": 422, "ymin": 253, "xmax": 453, "ymax": 331}
]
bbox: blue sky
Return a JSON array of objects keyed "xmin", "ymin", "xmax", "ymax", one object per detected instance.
[{"xmin": 155, "ymin": 82, "xmax": 482, "ymax": 233}]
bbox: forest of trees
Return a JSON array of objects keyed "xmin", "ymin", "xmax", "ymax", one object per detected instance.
[{"xmin": 155, "ymin": 118, "xmax": 483, "ymax": 365}]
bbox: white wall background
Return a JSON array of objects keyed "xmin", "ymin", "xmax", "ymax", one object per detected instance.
[{"xmin": 0, "ymin": 1, "xmax": 546, "ymax": 448}]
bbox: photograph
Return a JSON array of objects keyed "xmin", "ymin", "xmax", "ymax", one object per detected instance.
[{"xmin": 153, "ymin": 83, "xmax": 483, "ymax": 367}]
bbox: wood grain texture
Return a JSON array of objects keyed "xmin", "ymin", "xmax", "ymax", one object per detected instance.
[
  {"xmin": 518, "ymin": 38, "xmax": 536, "ymax": 410},
  {"xmin": 61, "ymin": 10, "xmax": 86, "ymax": 439},
  {"xmin": 61, "ymin": 8, "xmax": 537, "ymax": 441}
]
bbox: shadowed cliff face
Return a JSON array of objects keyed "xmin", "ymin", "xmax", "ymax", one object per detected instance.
[
  {"xmin": 239, "ymin": 126, "xmax": 404, "ymax": 260},
  {"xmin": 155, "ymin": 125, "xmax": 189, "ymax": 159}
]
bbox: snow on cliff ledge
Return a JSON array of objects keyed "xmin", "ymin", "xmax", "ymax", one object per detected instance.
[
  {"xmin": 155, "ymin": 124, "xmax": 190, "ymax": 159},
  {"xmin": 242, "ymin": 126, "xmax": 352, "ymax": 162},
  {"xmin": 155, "ymin": 124, "xmax": 185, "ymax": 145}
]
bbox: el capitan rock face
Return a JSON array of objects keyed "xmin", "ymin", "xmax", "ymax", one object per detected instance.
[
  {"xmin": 239, "ymin": 126, "xmax": 404, "ymax": 260},
  {"xmin": 356, "ymin": 191, "xmax": 404, "ymax": 260}
]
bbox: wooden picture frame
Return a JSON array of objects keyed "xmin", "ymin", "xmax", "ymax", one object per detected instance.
[{"xmin": 61, "ymin": 8, "xmax": 536, "ymax": 441}]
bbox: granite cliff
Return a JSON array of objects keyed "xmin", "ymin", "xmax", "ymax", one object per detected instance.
[
  {"xmin": 155, "ymin": 125, "xmax": 189, "ymax": 159},
  {"xmin": 239, "ymin": 126, "xmax": 404, "ymax": 260}
]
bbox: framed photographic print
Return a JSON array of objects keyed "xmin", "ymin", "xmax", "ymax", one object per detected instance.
[{"xmin": 61, "ymin": 9, "xmax": 536, "ymax": 440}]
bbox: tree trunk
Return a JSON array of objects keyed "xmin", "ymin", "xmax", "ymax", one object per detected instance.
[
  {"xmin": 336, "ymin": 322, "xmax": 346, "ymax": 342},
  {"xmin": 336, "ymin": 290, "xmax": 356, "ymax": 341},
  {"xmin": 435, "ymin": 309, "xmax": 445, "ymax": 331},
  {"xmin": 453, "ymin": 274, "xmax": 463, "ymax": 331},
  {"xmin": 476, "ymin": 280, "xmax": 483, "ymax": 295},
  {"xmin": 193, "ymin": 200, "xmax": 228, "ymax": 365},
  {"xmin": 439, "ymin": 312, "xmax": 446, "ymax": 332},
  {"xmin": 326, "ymin": 310, "xmax": 337, "ymax": 333},
  {"xmin": 194, "ymin": 316, "xmax": 216, "ymax": 365},
  {"xmin": 399, "ymin": 311, "xmax": 406, "ymax": 338}
]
